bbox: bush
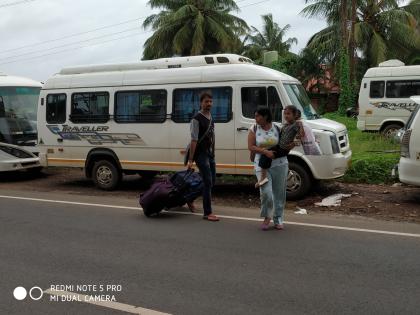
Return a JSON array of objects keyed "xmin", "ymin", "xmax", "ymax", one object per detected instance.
[
  {"xmin": 324, "ymin": 113, "xmax": 400, "ymax": 184},
  {"xmin": 343, "ymin": 155, "xmax": 399, "ymax": 184}
]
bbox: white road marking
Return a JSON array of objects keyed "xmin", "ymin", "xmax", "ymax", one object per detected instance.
[
  {"xmin": 1, "ymin": 194, "xmax": 420, "ymax": 239},
  {"xmin": 44, "ymin": 289, "xmax": 171, "ymax": 315},
  {"xmin": 0, "ymin": 194, "xmax": 140, "ymax": 210}
]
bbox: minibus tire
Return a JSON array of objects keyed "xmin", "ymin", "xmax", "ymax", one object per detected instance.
[
  {"xmin": 92, "ymin": 160, "xmax": 121, "ymax": 191},
  {"xmin": 287, "ymin": 162, "xmax": 312, "ymax": 201},
  {"xmin": 381, "ymin": 124, "xmax": 403, "ymax": 138}
]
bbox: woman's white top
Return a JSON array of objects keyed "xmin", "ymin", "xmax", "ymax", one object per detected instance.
[{"xmin": 251, "ymin": 124, "xmax": 287, "ymax": 171}]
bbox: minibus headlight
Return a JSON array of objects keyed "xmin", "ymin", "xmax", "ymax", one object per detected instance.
[
  {"xmin": 401, "ymin": 130, "xmax": 412, "ymax": 158},
  {"xmin": 0, "ymin": 145, "xmax": 33, "ymax": 159},
  {"xmin": 329, "ymin": 133, "xmax": 340, "ymax": 154}
]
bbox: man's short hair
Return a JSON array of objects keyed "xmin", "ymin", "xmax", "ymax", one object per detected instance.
[{"xmin": 200, "ymin": 91, "xmax": 213, "ymax": 103}]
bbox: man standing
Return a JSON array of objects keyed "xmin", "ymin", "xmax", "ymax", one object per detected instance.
[{"xmin": 187, "ymin": 91, "xmax": 219, "ymax": 222}]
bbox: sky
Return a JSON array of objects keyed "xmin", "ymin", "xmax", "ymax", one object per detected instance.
[{"xmin": 0, "ymin": 0, "xmax": 327, "ymax": 82}]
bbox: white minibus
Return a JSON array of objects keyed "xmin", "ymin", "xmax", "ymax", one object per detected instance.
[
  {"xmin": 399, "ymin": 96, "xmax": 420, "ymax": 186},
  {"xmin": 358, "ymin": 60, "xmax": 420, "ymax": 136},
  {"xmin": 37, "ymin": 54, "xmax": 352, "ymax": 199},
  {"xmin": 0, "ymin": 73, "xmax": 42, "ymax": 172}
]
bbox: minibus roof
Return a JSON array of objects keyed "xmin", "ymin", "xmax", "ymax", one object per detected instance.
[
  {"xmin": 364, "ymin": 64, "xmax": 420, "ymax": 78},
  {"xmin": 43, "ymin": 54, "xmax": 299, "ymax": 89},
  {"xmin": 0, "ymin": 73, "xmax": 42, "ymax": 88}
]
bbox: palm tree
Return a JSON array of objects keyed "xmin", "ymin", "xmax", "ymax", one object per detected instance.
[
  {"xmin": 142, "ymin": 0, "xmax": 249, "ymax": 60},
  {"xmin": 245, "ymin": 14, "xmax": 298, "ymax": 61},
  {"xmin": 302, "ymin": 0, "xmax": 420, "ymax": 68}
]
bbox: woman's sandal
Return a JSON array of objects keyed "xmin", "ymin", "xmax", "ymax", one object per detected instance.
[
  {"xmin": 261, "ymin": 218, "xmax": 271, "ymax": 231},
  {"xmin": 274, "ymin": 224, "xmax": 284, "ymax": 230},
  {"xmin": 203, "ymin": 214, "xmax": 220, "ymax": 222}
]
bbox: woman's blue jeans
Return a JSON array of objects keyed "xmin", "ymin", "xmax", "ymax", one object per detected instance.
[
  {"xmin": 195, "ymin": 152, "xmax": 216, "ymax": 216},
  {"xmin": 256, "ymin": 160, "xmax": 289, "ymax": 225}
]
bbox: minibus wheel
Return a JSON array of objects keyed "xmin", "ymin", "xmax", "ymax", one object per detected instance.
[
  {"xmin": 381, "ymin": 123, "xmax": 403, "ymax": 138},
  {"xmin": 92, "ymin": 160, "xmax": 121, "ymax": 191},
  {"xmin": 287, "ymin": 162, "xmax": 312, "ymax": 200}
]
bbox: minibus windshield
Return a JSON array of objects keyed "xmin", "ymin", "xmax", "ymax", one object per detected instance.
[
  {"xmin": 406, "ymin": 104, "xmax": 419, "ymax": 129},
  {"xmin": 0, "ymin": 86, "xmax": 40, "ymax": 145},
  {"xmin": 283, "ymin": 83, "xmax": 319, "ymax": 120}
]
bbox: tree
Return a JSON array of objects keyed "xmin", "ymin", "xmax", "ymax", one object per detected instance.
[
  {"xmin": 244, "ymin": 14, "xmax": 298, "ymax": 61},
  {"xmin": 142, "ymin": 0, "xmax": 249, "ymax": 59},
  {"xmin": 302, "ymin": 0, "xmax": 420, "ymax": 68}
]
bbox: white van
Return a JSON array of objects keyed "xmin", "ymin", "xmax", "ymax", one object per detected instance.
[
  {"xmin": 37, "ymin": 54, "xmax": 352, "ymax": 199},
  {"xmin": 0, "ymin": 73, "xmax": 42, "ymax": 172},
  {"xmin": 398, "ymin": 97, "xmax": 420, "ymax": 186},
  {"xmin": 357, "ymin": 60, "xmax": 420, "ymax": 136}
]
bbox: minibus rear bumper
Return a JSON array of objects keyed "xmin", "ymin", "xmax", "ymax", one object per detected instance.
[
  {"xmin": 357, "ymin": 119, "xmax": 366, "ymax": 131},
  {"xmin": 399, "ymin": 157, "xmax": 420, "ymax": 186}
]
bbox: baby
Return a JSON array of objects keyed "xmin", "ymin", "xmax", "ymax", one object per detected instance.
[{"xmin": 256, "ymin": 105, "xmax": 303, "ymax": 188}]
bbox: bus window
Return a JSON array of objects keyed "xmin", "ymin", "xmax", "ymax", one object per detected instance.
[
  {"xmin": 370, "ymin": 81, "xmax": 385, "ymax": 98},
  {"xmin": 46, "ymin": 94, "xmax": 66, "ymax": 124},
  {"xmin": 241, "ymin": 87, "xmax": 267, "ymax": 119},
  {"xmin": 172, "ymin": 87, "xmax": 232, "ymax": 123},
  {"xmin": 115, "ymin": 90, "xmax": 167, "ymax": 123},
  {"xmin": 70, "ymin": 92, "xmax": 109, "ymax": 123},
  {"xmin": 386, "ymin": 80, "xmax": 420, "ymax": 98}
]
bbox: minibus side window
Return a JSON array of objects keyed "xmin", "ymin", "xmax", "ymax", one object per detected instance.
[
  {"xmin": 172, "ymin": 87, "xmax": 232, "ymax": 123},
  {"xmin": 46, "ymin": 94, "xmax": 66, "ymax": 124},
  {"xmin": 115, "ymin": 90, "xmax": 167, "ymax": 123},
  {"xmin": 370, "ymin": 81, "xmax": 385, "ymax": 98},
  {"xmin": 70, "ymin": 92, "xmax": 109, "ymax": 123},
  {"xmin": 241, "ymin": 87, "xmax": 267, "ymax": 119},
  {"xmin": 386, "ymin": 80, "xmax": 420, "ymax": 98}
]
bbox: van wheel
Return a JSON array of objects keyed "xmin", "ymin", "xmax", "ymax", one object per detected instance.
[
  {"xmin": 381, "ymin": 124, "xmax": 402, "ymax": 138},
  {"xmin": 287, "ymin": 162, "xmax": 312, "ymax": 201},
  {"xmin": 92, "ymin": 160, "xmax": 121, "ymax": 190}
]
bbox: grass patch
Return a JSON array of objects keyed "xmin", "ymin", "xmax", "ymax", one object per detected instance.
[{"xmin": 324, "ymin": 113, "xmax": 400, "ymax": 184}]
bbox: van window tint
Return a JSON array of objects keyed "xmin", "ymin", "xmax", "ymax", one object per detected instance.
[
  {"xmin": 242, "ymin": 87, "xmax": 267, "ymax": 118},
  {"xmin": 242, "ymin": 86, "xmax": 283, "ymax": 121},
  {"xmin": 115, "ymin": 90, "xmax": 167, "ymax": 123},
  {"xmin": 370, "ymin": 81, "xmax": 385, "ymax": 98},
  {"xmin": 71, "ymin": 92, "xmax": 109, "ymax": 123},
  {"xmin": 386, "ymin": 80, "xmax": 420, "ymax": 98},
  {"xmin": 46, "ymin": 94, "xmax": 66, "ymax": 124},
  {"xmin": 172, "ymin": 87, "xmax": 232, "ymax": 123}
]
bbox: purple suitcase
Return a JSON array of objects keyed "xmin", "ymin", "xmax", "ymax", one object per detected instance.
[{"xmin": 139, "ymin": 179, "xmax": 175, "ymax": 217}]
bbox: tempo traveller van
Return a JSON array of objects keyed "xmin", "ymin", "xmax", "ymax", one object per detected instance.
[
  {"xmin": 37, "ymin": 54, "xmax": 352, "ymax": 199},
  {"xmin": 358, "ymin": 60, "xmax": 420, "ymax": 137},
  {"xmin": 398, "ymin": 97, "xmax": 420, "ymax": 186}
]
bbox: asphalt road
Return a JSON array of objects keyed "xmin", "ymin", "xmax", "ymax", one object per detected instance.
[{"xmin": 1, "ymin": 192, "xmax": 420, "ymax": 315}]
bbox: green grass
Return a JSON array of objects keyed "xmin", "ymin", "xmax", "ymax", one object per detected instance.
[{"xmin": 324, "ymin": 113, "xmax": 400, "ymax": 184}]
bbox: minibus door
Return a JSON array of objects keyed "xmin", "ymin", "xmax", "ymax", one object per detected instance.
[{"xmin": 235, "ymin": 84, "xmax": 284, "ymax": 174}]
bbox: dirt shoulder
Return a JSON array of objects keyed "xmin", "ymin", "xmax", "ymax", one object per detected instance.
[{"xmin": 0, "ymin": 168, "xmax": 419, "ymax": 223}]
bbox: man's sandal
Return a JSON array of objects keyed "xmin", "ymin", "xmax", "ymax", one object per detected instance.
[{"xmin": 203, "ymin": 214, "xmax": 220, "ymax": 222}]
